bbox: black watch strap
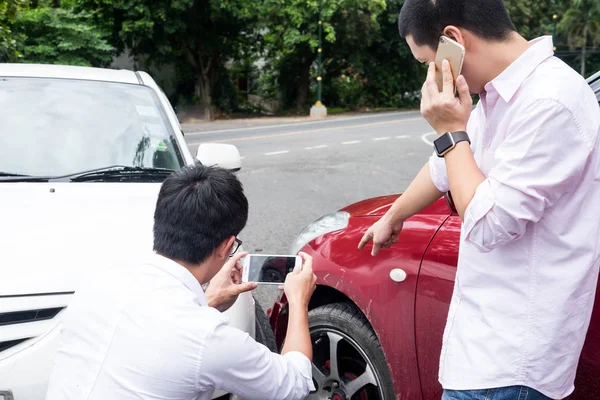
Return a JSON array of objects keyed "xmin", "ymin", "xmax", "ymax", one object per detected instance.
[{"xmin": 434, "ymin": 131, "xmax": 470, "ymax": 157}]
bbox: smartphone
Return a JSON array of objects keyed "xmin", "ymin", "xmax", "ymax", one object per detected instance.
[
  {"xmin": 434, "ymin": 35, "xmax": 465, "ymax": 92},
  {"xmin": 241, "ymin": 254, "xmax": 301, "ymax": 285}
]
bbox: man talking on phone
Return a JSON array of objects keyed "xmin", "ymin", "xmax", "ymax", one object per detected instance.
[
  {"xmin": 359, "ymin": 1, "xmax": 600, "ymax": 399},
  {"xmin": 46, "ymin": 165, "xmax": 317, "ymax": 400}
]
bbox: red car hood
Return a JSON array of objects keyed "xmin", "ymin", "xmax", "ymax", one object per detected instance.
[
  {"xmin": 339, "ymin": 194, "xmax": 401, "ymax": 217},
  {"xmin": 339, "ymin": 194, "xmax": 452, "ymax": 217}
]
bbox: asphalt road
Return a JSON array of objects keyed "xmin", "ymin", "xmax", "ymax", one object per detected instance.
[{"xmin": 184, "ymin": 111, "xmax": 436, "ymax": 309}]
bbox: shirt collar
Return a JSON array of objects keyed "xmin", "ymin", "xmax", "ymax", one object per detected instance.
[
  {"xmin": 485, "ymin": 36, "xmax": 554, "ymax": 103},
  {"xmin": 146, "ymin": 252, "xmax": 208, "ymax": 306}
]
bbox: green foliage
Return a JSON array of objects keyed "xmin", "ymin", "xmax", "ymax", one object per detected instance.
[
  {"xmin": 558, "ymin": 0, "xmax": 600, "ymax": 75},
  {"xmin": 15, "ymin": 6, "xmax": 113, "ymax": 66},
  {"xmin": 77, "ymin": 0, "xmax": 261, "ymax": 119},
  {"xmin": 558, "ymin": 0, "xmax": 600, "ymax": 48},
  {"xmin": 259, "ymin": 0, "xmax": 386, "ymax": 108},
  {"xmin": 319, "ymin": 0, "xmax": 423, "ymax": 110},
  {"xmin": 0, "ymin": 0, "xmax": 23, "ymax": 62},
  {"xmin": 3, "ymin": 0, "xmax": 598, "ymax": 115},
  {"xmin": 504, "ymin": 0, "xmax": 558, "ymax": 40}
]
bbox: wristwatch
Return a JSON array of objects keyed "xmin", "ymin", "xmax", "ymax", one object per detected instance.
[{"xmin": 434, "ymin": 131, "xmax": 470, "ymax": 157}]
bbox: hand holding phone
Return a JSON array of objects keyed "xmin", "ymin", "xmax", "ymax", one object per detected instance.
[
  {"xmin": 206, "ymin": 252, "xmax": 257, "ymax": 312},
  {"xmin": 283, "ymin": 252, "xmax": 317, "ymax": 309}
]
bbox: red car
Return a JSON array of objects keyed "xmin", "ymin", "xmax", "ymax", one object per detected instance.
[{"xmin": 268, "ymin": 71, "xmax": 600, "ymax": 400}]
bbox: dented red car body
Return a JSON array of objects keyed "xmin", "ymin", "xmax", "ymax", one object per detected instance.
[{"xmin": 269, "ymin": 194, "xmax": 600, "ymax": 399}]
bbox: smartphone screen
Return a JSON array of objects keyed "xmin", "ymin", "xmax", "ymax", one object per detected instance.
[{"xmin": 242, "ymin": 255, "xmax": 300, "ymax": 285}]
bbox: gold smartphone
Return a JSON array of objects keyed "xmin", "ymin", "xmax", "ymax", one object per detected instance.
[{"xmin": 434, "ymin": 35, "xmax": 465, "ymax": 92}]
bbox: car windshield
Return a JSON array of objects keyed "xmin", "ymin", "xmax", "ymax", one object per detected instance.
[{"xmin": 0, "ymin": 77, "xmax": 185, "ymax": 177}]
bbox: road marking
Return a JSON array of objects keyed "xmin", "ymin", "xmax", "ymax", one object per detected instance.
[
  {"xmin": 342, "ymin": 140, "xmax": 361, "ymax": 145},
  {"xmin": 421, "ymin": 131, "xmax": 437, "ymax": 146},
  {"xmin": 373, "ymin": 137, "xmax": 390, "ymax": 141},
  {"xmin": 186, "ymin": 111, "xmax": 421, "ymax": 136},
  {"xmin": 188, "ymin": 117, "xmax": 424, "ymax": 145},
  {"xmin": 396, "ymin": 135, "xmax": 409, "ymax": 139},
  {"xmin": 305, "ymin": 145, "xmax": 328, "ymax": 150},
  {"xmin": 265, "ymin": 150, "xmax": 289, "ymax": 156}
]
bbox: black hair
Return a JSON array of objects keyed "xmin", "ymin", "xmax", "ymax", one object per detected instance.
[
  {"xmin": 153, "ymin": 165, "xmax": 248, "ymax": 264},
  {"xmin": 398, "ymin": 0, "xmax": 516, "ymax": 49}
]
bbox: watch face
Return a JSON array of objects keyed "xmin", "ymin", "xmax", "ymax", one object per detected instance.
[{"xmin": 434, "ymin": 133, "xmax": 454, "ymax": 154}]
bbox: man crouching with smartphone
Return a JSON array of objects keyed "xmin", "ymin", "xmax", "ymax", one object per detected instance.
[{"xmin": 46, "ymin": 165, "xmax": 317, "ymax": 400}]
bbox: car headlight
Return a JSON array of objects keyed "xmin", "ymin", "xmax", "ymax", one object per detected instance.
[{"xmin": 290, "ymin": 212, "xmax": 350, "ymax": 255}]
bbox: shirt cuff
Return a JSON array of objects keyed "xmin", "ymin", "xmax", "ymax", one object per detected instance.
[
  {"xmin": 429, "ymin": 152, "xmax": 449, "ymax": 193},
  {"xmin": 283, "ymin": 351, "xmax": 316, "ymax": 391}
]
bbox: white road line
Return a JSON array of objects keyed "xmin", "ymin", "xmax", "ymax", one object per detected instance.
[
  {"xmin": 396, "ymin": 135, "xmax": 409, "ymax": 139},
  {"xmin": 305, "ymin": 144, "xmax": 328, "ymax": 150},
  {"xmin": 264, "ymin": 150, "xmax": 290, "ymax": 156},
  {"xmin": 373, "ymin": 137, "xmax": 390, "ymax": 141},
  {"xmin": 186, "ymin": 111, "xmax": 421, "ymax": 136},
  {"xmin": 342, "ymin": 140, "xmax": 361, "ymax": 145},
  {"xmin": 189, "ymin": 117, "xmax": 424, "ymax": 145},
  {"xmin": 421, "ymin": 131, "xmax": 437, "ymax": 146}
]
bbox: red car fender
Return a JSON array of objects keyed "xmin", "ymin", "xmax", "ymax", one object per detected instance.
[{"xmin": 268, "ymin": 212, "xmax": 449, "ymax": 399}]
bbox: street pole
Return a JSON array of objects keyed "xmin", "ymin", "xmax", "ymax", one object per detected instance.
[
  {"xmin": 310, "ymin": 0, "xmax": 327, "ymax": 118},
  {"xmin": 316, "ymin": 0, "xmax": 323, "ymax": 107},
  {"xmin": 552, "ymin": 0, "xmax": 557, "ymax": 52}
]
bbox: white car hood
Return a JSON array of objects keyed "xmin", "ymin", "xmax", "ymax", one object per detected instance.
[{"xmin": 0, "ymin": 182, "xmax": 161, "ymax": 296}]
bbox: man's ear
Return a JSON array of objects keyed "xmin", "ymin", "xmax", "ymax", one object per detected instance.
[
  {"xmin": 216, "ymin": 236, "xmax": 236, "ymax": 260},
  {"xmin": 443, "ymin": 25, "xmax": 466, "ymax": 47}
]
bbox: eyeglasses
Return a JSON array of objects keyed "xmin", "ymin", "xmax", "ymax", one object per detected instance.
[{"xmin": 230, "ymin": 237, "xmax": 242, "ymax": 257}]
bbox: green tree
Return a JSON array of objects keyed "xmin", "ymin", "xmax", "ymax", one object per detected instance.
[
  {"xmin": 319, "ymin": 0, "xmax": 424, "ymax": 110},
  {"xmin": 260, "ymin": 0, "xmax": 385, "ymax": 108},
  {"xmin": 15, "ymin": 5, "xmax": 113, "ymax": 66},
  {"xmin": 558, "ymin": 0, "xmax": 600, "ymax": 76},
  {"xmin": 0, "ymin": 0, "xmax": 23, "ymax": 62},
  {"xmin": 504, "ymin": 0, "xmax": 558, "ymax": 40},
  {"xmin": 78, "ymin": 0, "xmax": 260, "ymax": 121}
]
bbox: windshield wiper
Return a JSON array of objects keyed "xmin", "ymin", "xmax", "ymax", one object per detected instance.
[
  {"xmin": 49, "ymin": 165, "xmax": 177, "ymax": 182},
  {"xmin": 0, "ymin": 172, "xmax": 50, "ymax": 182},
  {"xmin": 0, "ymin": 172, "xmax": 31, "ymax": 177}
]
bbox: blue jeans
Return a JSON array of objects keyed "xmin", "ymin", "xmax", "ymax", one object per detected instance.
[{"xmin": 442, "ymin": 386, "xmax": 553, "ymax": 400}]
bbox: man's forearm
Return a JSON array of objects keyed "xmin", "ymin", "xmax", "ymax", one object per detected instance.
[
  {"xmin": 444, "ymin": 142, "xmax": 485, "ymax": 219},
  {"xmin": 386, "ymin": 161, "xmax": 444, "ymax": 222},
  {"xmin": 281, "ymin": 304, "xmax": 312, "ymax": 361}
]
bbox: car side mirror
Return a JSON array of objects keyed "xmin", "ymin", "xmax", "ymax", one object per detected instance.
[{"xmin": 196, "ymin": 143, "xmax": 242, "ymax": 171}]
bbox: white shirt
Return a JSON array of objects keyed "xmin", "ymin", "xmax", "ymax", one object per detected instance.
[
  {"xmin": 45, "ymin": 253, "xmax": 314, "ymax": 400},
  {"xmin": 430, "ymin": 36, "xmax": 600, "ymax": 399}
]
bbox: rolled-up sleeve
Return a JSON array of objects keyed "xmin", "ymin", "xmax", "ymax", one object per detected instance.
[
  {"xmin": 463, "ymin": 99, "xmax": 592, "ymax": 252},
  {"xmin": 429, "ymin": 151, "xmax": 450, "ymax": 192},
  {"xmin": 197, "ymin": 320, "xmax": 314, "ymax": 400}
]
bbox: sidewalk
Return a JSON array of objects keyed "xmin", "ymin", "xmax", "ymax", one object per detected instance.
[
  {"xmin": 180, "ymin": 115, "xmax": 342, "ymax": 134},
  {"xmin": 179, "ymin": 108, "xmax": 419, "ymax": 134}
]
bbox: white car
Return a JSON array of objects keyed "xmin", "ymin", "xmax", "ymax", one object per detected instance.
[{"xmin": 0, "ymin": 64, "xmax": 273, "ymax": 400}]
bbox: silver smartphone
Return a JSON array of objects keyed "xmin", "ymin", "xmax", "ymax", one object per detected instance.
[{"xmin": 241, "ymin": 254, "xmax": 301, "ymax": 285}]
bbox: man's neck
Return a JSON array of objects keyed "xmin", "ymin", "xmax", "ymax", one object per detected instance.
[
  {"xmin": 166, "ymin": 256, "xmax": 212, "ymax": 285},
  {"xmin": 479, "ymin": 33, "xmax": 531, "ymax": 87}
]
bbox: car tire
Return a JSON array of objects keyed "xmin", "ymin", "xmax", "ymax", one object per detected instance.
[
  {"xmin": 254, "ymin": 300, "xmax": 278, "ymax": 353},
  {"xmin": 307, "ymin": 302, "xmax": 396, "ymax": 399}
]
